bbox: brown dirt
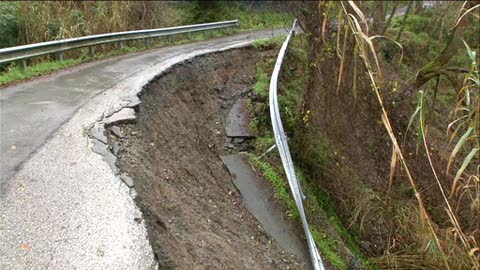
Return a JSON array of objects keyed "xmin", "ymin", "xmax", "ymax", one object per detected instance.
[{"xmin": 115, "ymin": 48, "xmax": 306, "ymax": 269}]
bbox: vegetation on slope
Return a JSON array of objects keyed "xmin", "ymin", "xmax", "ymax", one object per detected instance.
[
  {"xmin": 0, "ymin": 1, "xmax": 292, "ymax": 86},
  {"xmin": 286, "ymin": 1, "xmax": 479, "ymax": 269}
]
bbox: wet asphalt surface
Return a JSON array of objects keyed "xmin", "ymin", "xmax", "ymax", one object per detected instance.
[{"xmin": 0, "ymin": 28, "xmax": 288, "ymax": 269}]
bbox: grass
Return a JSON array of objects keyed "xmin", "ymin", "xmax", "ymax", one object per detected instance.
[
  {"xmin": 311, "ymin": 229, "xmax": 348, "ymax": 270},
  {"xmin": 252, "ymin": 35, "xmax": 286, "ymax": 50},
  {"xmin": 0, "ymin": 58, "xmax": 82, "ymax": 85},
  {"xmin": 0, "ymin": 45, "xmax": 146, "ymax": 86}
]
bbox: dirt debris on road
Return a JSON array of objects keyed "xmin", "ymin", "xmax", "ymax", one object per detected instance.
[{"xmin": 110, "ymin": 48, "xmax": 308, "ymax": 269}]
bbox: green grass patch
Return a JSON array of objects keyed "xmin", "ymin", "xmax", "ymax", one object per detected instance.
[
  {"xmin": 0, "ymin": 46, "xmax": 145, "ymax": 86},
  {"xmin": 252, "ymin": 35, "xmax": 285, "ymax": 50},
  {"xmin": 253, "ymin": 64, "xmax": 269, "ymax": 99},
  {"xmin": 312, "ymin": 229, "xmax": 348, "ymax": 270},
  {"xmin": 0, "ymin": 58, "xmax": 82, "ymax": 85}
]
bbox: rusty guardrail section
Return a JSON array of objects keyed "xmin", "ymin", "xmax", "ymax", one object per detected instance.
[
  {"xmin": 268, "ymin": 19, "xmax": 325, "ymax": 270},
  {"xmin": 0, "ymin": 20, "xmax": 238, "ymax": 67}
]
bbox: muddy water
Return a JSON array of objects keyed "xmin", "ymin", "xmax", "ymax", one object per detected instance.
[
  {"xmin": 116, "ymin": 48, "xmax": 308, "ymax": 269},
  {"xmin": 221, "ymin": 154, "xmax": 310, "ymax": 263}
]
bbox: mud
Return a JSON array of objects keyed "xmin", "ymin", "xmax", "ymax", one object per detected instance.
[{"xmin": 114, "ymin": 48, "xmax": 308, "ymax": 269}]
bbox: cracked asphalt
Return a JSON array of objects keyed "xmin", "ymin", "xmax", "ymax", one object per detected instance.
[{"xmin": 0, "ymin": 28, "xmax": 287, "ymax": 270}]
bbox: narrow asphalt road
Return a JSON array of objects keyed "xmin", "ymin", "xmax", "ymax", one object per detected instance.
[
  {"xmin": 0, "ymin": 28, "xmax": 287, "ymax": 269},
  {"xmin": 0, "ymin": 28, "xmax": 284, "ymax": 183}
]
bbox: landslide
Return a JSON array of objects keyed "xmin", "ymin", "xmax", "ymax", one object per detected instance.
[{"xmin": 114, "ymin": 48, "xmax": 306, "ymax": 269}]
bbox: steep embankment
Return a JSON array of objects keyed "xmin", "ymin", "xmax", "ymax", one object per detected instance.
[{"xmin": 110, "ymin": 48, "xmax": 308, "ymax": 269}]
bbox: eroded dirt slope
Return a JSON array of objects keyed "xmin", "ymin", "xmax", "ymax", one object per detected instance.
[{"xmin": 115, "ymin": 48, "xmax": 305, "ymax": 269}]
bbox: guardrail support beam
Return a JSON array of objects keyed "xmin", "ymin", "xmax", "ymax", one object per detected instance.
[
  {"xmin": 19, "ymin": 59, "xmax": 27, "ymax": 71},
  {"xmin": 115, "ymin": 41, "xmax": 125, "ymax": 49},
  {"xmin": 144, "ymin": 38, "xmax": 151, "ymax": 48},
  {"xmin": 89, "ymin": 46, "xmax": 96, "ymax": 55},
  {"xmin": 56, "ymin": 52, "xmax": 64, "ymax": 62}
]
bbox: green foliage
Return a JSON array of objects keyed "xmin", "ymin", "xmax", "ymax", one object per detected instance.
[
  {"xmin": 311, "ymin": 229, "xmax": 348, "ymax": 270},
  {"xmin": 253, "ymin": 65, "xmax": 269, "ymax": 97},
  {"xmin": 0, "ymin": 58, "xmax": 82, "ymax": 85},
  {"xmin": 392, "ymin": 15, "xmax": 435, "ymax": 35},
  {"xmin": 0, "ymin": 2, "xmax": 20, "ymax": 48},
  {"xmin": 179, "ymin": 1, "xmax": 291, "ymax": 30},
  {"xmin": 252, "ymin": 35, "xmax": 285, "ymax": 50}
]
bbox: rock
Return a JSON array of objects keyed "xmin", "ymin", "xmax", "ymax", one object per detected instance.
[
  {"xmin": 233, "ymin": 137, "xmax": 245, "ymax": 144},
  {"xmin": 130, "ymin": 189, "xmax": 138, "ymax": 199},
  {"xmin": 120, "ymin": 174, "xmax": 134, "ymax": 188},
  {"xmin": 112, "ymin": 142, "xmax": 122, "ymax": 156},
  {"xmin": 349, "ymin": 256, "xmax": 364, "ymax": 270},
  {"xmin": 110, "ymin": 126, "xmax": 124, "ymax": 138},
  {"xmin": 360, "ymin": 240, "xmax": 371, "ymax": 252}
]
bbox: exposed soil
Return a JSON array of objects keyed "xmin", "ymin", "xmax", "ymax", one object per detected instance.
[{"xmin": 114, "ymin": 48, "xmax": 307, "ymax": 269}]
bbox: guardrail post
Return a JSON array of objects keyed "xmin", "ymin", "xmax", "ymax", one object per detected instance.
[
  {"xmin": 56, "ymin": 52, "xmax": 64, "ymax": 62},
  {"xmin": 19, "ymin": 59, "xmax": 27, "ymax": 71},
  {"xmin": 167, "ymin": 36, "xmax": 171, "ymax": 44},
  {"xmin": 144, "ymin": 38, "xmax": 151, "ymax": 48},
  {"xmin": 115, "ymin": 41, "xmax": 125, "ymax": 49},
  {"xmin": 89, "ymin": 46, "xmax": 96, "ymax": 55}
]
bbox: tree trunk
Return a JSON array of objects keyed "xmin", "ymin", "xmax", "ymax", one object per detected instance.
[
  {"xmin": 414, "ymin": 0, "xmax": 424, "ymax": 14},
  {"xmin": 383, "ymin": 1, "xmax": 399, "ymax": 34},
  {"xmin": 396, "ymin": 1, "xmax": 413, "ymax": 41},
  {"xmin": 372, "ymin": 1, "xmax": 386, "ymax": 34}
]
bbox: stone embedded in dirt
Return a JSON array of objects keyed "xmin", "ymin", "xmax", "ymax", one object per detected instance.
[
  {"xmin": 120, "ymin": 173, "xmax": 134, "ymax": 188},
  {"xmin": 112, "ymin": 142, "xmax": 122, "ymax": 156},
  {"xmin": 105, "ymin": 108, "xmax": 136, "ymax": 124},
  {"xmin": 233, "ymin": 137, "xmax": 245, "ymax": 144},
  {"xmin": 110, "ymin": 126, "xmax": 124, "ymax": 138},
  {"xmin": 129, "ymin": 189, "xmax": 137, "ymax": 199},
  {"xmin": 225, "ymin": 98, "xmax": 255, "ymax": 138},
  {"xmin": 225, "ymin": 143, "xmax": 235, "ymax": 149}
]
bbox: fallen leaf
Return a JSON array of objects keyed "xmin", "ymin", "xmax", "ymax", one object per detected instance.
[
  {"xmin": 10, "ymin": 145, "xmax": 16, "ymax": 150},
  {"xmin": 20, "ymin": 244, "xmax": 31, "ymax": 250}
]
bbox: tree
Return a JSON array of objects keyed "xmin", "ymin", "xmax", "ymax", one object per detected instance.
[{"xmin": 414, "ymin": 3, "xmax": 478, "ymax": 89}]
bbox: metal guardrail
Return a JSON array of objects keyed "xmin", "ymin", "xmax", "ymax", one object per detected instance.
[
  {"xmin": 0, "ymin": 20, "xmax": 238, "ymax": 67},
  {"xmin": 269, "ymin": 19, "xmax": 325, "ymax": 270}
]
